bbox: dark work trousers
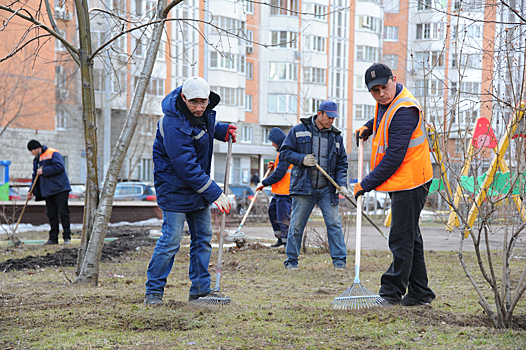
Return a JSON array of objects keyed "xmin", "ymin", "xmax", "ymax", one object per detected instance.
[
  {"xmin": 45, "ymin": 191, "xmax": 71, "ymax": 243},
  {"xmin": 268, "ymin": 194, "xmax": 292, "ymax": 240},
  {"xmin": 379, "ymin": 182, "xmax": 435, "ymax": 303}
]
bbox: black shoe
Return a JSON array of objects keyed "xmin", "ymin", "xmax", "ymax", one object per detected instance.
[
  {"xmin": 43, "ymin": 240, "xmax": 58, "ymax": 245},
  {"xmin": 188, "ymin": 291, "xmax": 211, "ymax": 302},
  {"xmin": 144, "ymin": 293, "xmax": 163, "ymax": 306},
  {"xmin": 401, "ymin": 296, "xmax": 431, "ymax": 306},
  {"xmin": 270, "ymin": 239, "xmax": 284, "ymax": 248}
]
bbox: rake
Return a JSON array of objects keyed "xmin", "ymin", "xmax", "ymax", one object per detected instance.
[
  {"xmin": 192, "ymin": 135, "xmax": 234, "ymax": 308},
  {"xmin": 331, "ymin": 139, "xmax": 389, "ymax": 310},
  {"xmin": 228, "ymin": 166, "xmax": 273, "ymax": 239}
]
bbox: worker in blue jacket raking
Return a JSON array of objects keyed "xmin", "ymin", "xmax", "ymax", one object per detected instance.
[
  {"xmin": 144, "ymin": 76, "xmax": 237, "ymax": 306},
  {"xmin": 280, "ymin": 100, "xmax": 349, "ymax": 270},
  {"xmin": 27, "ymin": 140, "xmax": 72, "ymax": 246}
]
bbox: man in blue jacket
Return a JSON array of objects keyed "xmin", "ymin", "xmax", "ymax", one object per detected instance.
[
  {"xmin": 280, "ymin": 100, "xmax": 349, "ymax": 269},
  {"xmin": 256, "ymin": 127, "xmax": 292, "ymax": 248},
  {"xmin": 27, "ymin": 140, "xmax": 72, "ymax": 245},
  {"xmin": 144, "ymin": 76, "xmax": 237, "ymax": 306}
]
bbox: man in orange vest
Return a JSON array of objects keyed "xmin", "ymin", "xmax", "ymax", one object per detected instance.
[
  {"xmin": 257, "ymin": 127, "xmax": 292, "ymax": 248},
  {"xmin": 27, "ymin": 140, "xmax": 72, "ymax": 245},
  {"xmin": 354, "ymin": 63, "xmax": 435, "ymax": 306}
]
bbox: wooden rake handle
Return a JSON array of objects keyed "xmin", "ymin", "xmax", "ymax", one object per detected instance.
[
  {"xmin": 13, "ymin": 173, "xmax": 40, "ymax": 235},
  {"xmin": 314, "ymin": 163, "xmax": 388, "ymax": 240},
  {"xmin": 237, "ymin": 166, "xmax": 273, "ymax": 229}
]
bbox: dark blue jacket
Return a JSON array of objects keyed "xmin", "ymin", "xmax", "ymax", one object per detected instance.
[
  {"xmin": 31, "ymin": 145, "xmax": 71, "ymax": 200},
  {"xmin": 262, "ymin": 127, "xmax": 291, "ymax": 188},
  {"xmin": 153, "ymin": 85, "xmax": 230, "ymax": 212},
  {"xmin": 280, "ymin": 117, "xmax": 348, "ymax": 205},
  {"xmin": 361, "ymin": 83, "xmax": 419, "ymax": 192}
]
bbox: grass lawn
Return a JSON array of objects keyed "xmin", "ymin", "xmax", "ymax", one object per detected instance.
[{"xmin": 1, "ymin": 225, "xmax": 526, "ymax": 349}]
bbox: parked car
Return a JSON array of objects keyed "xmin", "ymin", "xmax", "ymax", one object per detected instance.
[
  {"xmin": 363, "ymin": 190, "xmax": 391, "ymax": 210},
  {"xmin": 9, "ymin": 188, "xmax": 21, "ymax": 200},
  {"xmin": 114, "ymin": 182, "xmax": 156, "ymax": 201},
  {"xmin": 10, "ymin": 184, "xmax": 31, "ymax": 200},
  {"xmin": 229, "ymin": 184, "xmax": 270, "ymax": 216},
  {"xmin": 69, "ymin": 184, "xmax": 86, "ymax": 200}
]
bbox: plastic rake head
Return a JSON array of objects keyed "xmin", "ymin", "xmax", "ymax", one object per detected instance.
[
  {"xmin": 190, "ymin": 292, "xmax": 234, "ymax": 308},
  {"xmin": 331, "ymin": 282, "xmax": 390, "ymax": 310}
]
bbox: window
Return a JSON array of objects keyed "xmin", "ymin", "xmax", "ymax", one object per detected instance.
[
  {"xmin": 209, "ymin": 52, "xmax": 241, "ymax": 71},
  {"xmin": 270, "ymin": 31, "xmax": 298, "ymax": 49},
  {"xmin": 463, "ymin": 23, "xmax": 482, "ymax": 39},
  {"xmin": 139, "ymin": 158, "xmax": 153, "ymax": 181},
  {"xmin": 55, "ymin": 30, "xmax": 66, "ymax": 52},
  {"xmin": 139, "ymin": 115, "xmax": 155, "ymax": 135},
  {"xmin": 384, "ymin": 26, "xmax": 399, "ymax": 41},
  {"xmin": 304, "ymin": 36, "xmax": 326, "ymax": 52},
  {"xmin": 416, "ymin": 23, "xmax": 445, "ymax": 40},
  {"xmin": 238, "ymin": 55, "xmax": 246, "ymax": 74},
  {"xmin": 245, "ymin": 94, "xmax": 253, "ymax": 112},
  {"xmin": 241, "ymin": 126, "xmax": 253, "ymax": 143},
  {"xmin": 210, "ymin": 86, "xmax": 245, "ymax": 106},
  {"xmin": 246, "ymin": 62, "xmax": 253, "ymax": 79},
  {"xmin": 269, "ymin": 62, "xmax": 298, "ymax": 81},
  {"xmin": 355, "ymin": 75, "xmax": 366, "ymax": 90},
  {"xmin": 246, "ymin": 29, "xmax": 254, "ymax": 51},
  {"xmin": 417, "ymin": 0, "xmax": 446, "ymax": 11},
  {"xmin": 263, "ymin": 128, "xmax": 272, "ymax": 145},
  {"xmin": 303, "ymin": 67, "xmax": 326, "ymax": 84},
  {"xmin": 354, "ymin": 105, "xmax": 375, "ymax": 120},
  {"xmin": 460, "ymin": 82, "xmax": 480, "ymax": 96},
  {"xmin": 211, "ymin": 17, "xmax": 245, "ymax": 37},
  {"xmin": 112, "ymin": 72, "xmax": 127, "ymax": 94},
  {"xmin": 133, "ymin": 36, "xmax": 145, "ymax": 56},
  {"xmin": 304, "ymin": 3, "xmax": 327, "ymax": 20},
  {"xmin": 57, "ymin": 110, "xmax": 66, "ymax": 130},
  {"xmin": 358, "ymin": 16, "xmax": 382, "ymax": 35},
  {"xmin": 356, "ymin": 45, "xmax": 380, "ymax": 62},
  {"xmin": 415, "ymin": 80, "xmax": 444, "ymax": 96},
  {"xmin": 268, "ymin": 94, "xmax": 297, "ymax": 114},
  {"xmin": 138, "ymin": 77, "xmax": 164, "ymax": 96},
  {"xmin": 382, "ymin": 54, "xmax": 398, "ymax": 69},
  {"xmin": 244, "ymin": 0, "xmax": 253, "ymax": 13},
  {"xmin": 305, "ymin": 98, "xmax": 323, "ymax": 114},
  {"xmin": 414, "ymin": 51, "xmax": 445, "ymax": 68},
  {"xmin": 384, "ymin": 0, "xmax": 399, "ymax": 13},
  {"xmin": 270, "ymin": 0, "xmax": 299, "ymax": 16},
  {"xmin": 134, "ymin": 0, "xmax": 156, "ymax": 17},
  {"xmin": 451, "ymin": 53, "xmax": 482, "ymax": 69}
]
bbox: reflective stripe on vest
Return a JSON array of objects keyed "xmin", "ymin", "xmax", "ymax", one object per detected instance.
[
  {"xmin": 370, "ymin": 86, "xmax": 433, "ymax": 192},
  {"xmin": 271, "ymin": 153, "xmax": 292, "ymax": 195}
]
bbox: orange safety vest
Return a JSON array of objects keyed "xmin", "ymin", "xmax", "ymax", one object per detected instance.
[
  {"xmin": 39, "ymin": 147, "xmax": 58, "ymax": 162},
  {"xmin": 271, "ymin": 153, "xmax": 293, "ymax": 195},
  {"xmin": 370, "ymin": 86, "xmax": 433, "ymax": 192}
]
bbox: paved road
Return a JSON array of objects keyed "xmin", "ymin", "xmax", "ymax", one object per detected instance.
[{"xmin": 234, "ymin": 222, "xmax": 521, "ymax": 252}]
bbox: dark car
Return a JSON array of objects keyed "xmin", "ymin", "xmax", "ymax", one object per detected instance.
[
  {"xmin": 229, "ymin": 185, "xmax": 270, "ymax": 216},
  {"xmin": 114, "ymin": 182, "xmax": 156, "ymax": 201}
]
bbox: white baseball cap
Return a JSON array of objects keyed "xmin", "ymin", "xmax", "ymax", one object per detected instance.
[{"xmin": 182, "ymin": 76, "xmax": 210, "ymax": 100}]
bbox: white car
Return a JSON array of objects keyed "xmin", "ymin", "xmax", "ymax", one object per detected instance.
[{"xmin": 363, "ymin": 190, "xmax": 391, "ymax": 210}]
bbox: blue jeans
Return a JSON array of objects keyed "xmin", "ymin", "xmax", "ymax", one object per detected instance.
[
  {"xmin": 268, "ymin": 194, "xmax": 292, "ymax": 240},
  {"xmin": 285, "ymin": 186, "xmax": 347, "ymax": 267},
  {"xmin": 379, "ymin": 182, "xmax": 435, "ymax": 303},
  {"xmin": 145, "ymin": 207, "xmax": 213, "ymax": 298}
]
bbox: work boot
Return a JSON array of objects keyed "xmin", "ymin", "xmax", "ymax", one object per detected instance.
[
  {"xmin": 63, "ymin": 239, "xmax": 71, "ymax": 245},
  {"xmin": 401, "ymin": 295, "xmax": 432, "ymax": 307},
  {"xmin": 43, "ymin": 240, "xmax": 58, "ymax": 245},
  {"xmin": 188, "ymin": 291, "xmax": 211, "ymax": 302},
  {"xmin": 144, "ymin": 293, "xmax": 163, "ymax": 306},
  {"xmin": 271, "ymin": 239, "xmax": 284, "ymax": 248}
]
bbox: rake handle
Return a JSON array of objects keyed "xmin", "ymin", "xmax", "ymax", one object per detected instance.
[
  {"xmin": 314, "ymin": 163, "xmax": 387, "ymax": 240},
  {"xmin": 13, "ymin": 173, "xmax": 40, "ymax": 235},
  {"xmin": 236, "ymin": 166, "xmax": 273, "ymax": 231},
  {"xmin": 214, "ymin": 135, "xmax": 233, "ymax": 292}
]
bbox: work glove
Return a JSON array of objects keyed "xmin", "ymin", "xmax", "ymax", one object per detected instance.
[
  {"xmin": 267, "ymin": 161, "xmax": 275, "ymax": 170},
  {"xmin": 225, "ymin": 124, "xmax": 237, "ymax": 143},
  {"xmin": 336, "ymin": 186, "xmax": 350, "ymax": 198},
  {"xmin": 302, "ymin": 154, "xmax": 317, "ymax": 167},
  {"xmin": 214, "ymin": 192, "xmax": 231, "ymax": 214},
  {"xmin": 353, "ymin": 182, "xmax": 365, "ymax": 200},
  {"xmin": 355, "ymin": 125, "xmax": 372, "ymax": 147},
  {"xmin": 256, "ymin": 182, "xmax": 265, "ymax": 191}
]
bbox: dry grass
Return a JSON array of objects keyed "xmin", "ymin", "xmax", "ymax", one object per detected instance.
[{"xmin": 1, "ymin": 226, "xmax": 526, "ymax": 349}]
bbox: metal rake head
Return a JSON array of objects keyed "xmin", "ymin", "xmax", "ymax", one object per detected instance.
[
  {"xmin": 190, "ymin": 292, "xmax": 234, "ymax": 308},
  {"xmin": 331, "ymin": 282, "xmax": 390, "ymax": 310}
]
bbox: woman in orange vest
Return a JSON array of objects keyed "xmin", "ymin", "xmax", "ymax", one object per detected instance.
[
  {"xmin": 354, "ymin": 63, "xmax": 435, "ymax": 307},
  {"xmin": 257, "ymin": 127, "xmax": 292, "ymax": 248}
]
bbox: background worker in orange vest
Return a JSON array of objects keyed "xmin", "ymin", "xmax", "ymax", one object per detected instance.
[
  {"xmin": 257, "ymin": 127, "xmax": 293, "ymax": 248},
  {"xmin": 27, "ymin": 140, "xmax": 72, "ymax": 245},
  {"xmin": 354, "ymin": 63, "xmax": 435, "ymax": 306}
]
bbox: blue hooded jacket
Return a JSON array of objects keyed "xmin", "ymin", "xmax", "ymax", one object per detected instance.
[
  {"xmin": 153, "ymin": 85, "xmax": 230, "ymax": 212},
  {"xmin": 31, "ymin": 145, "xmax": 71, "ymax": 200},
  {"xmin": 280, "ymin": 117, "xmax": 348, "ymax": 205},
  {"xmin": 261, "ymin": 127, "xmax": 291, "ymax": 188}
]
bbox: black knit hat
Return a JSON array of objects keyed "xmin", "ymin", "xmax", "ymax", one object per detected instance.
[{"xmin": 27, "ymin": 139, "xmax": 43, "ymax": 151}]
